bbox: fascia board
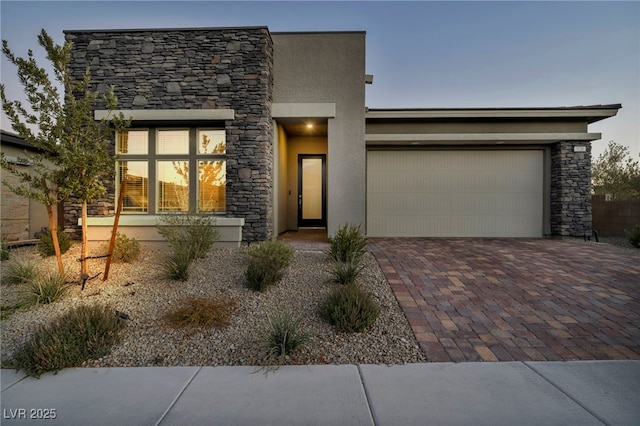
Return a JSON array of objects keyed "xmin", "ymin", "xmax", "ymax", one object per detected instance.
[{"xmin": 365, "ymin": 109, "xmax": 620, "ymax": 120}]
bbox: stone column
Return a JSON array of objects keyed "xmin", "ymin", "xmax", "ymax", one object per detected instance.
[{"xmin": 550, "ymin": 141, "xmax": 592, "ymax": 236}]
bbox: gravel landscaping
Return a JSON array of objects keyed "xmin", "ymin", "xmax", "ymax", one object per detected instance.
[{"xmin": 0, "ymin": 243, "xmax": 426, "ymax": 369}]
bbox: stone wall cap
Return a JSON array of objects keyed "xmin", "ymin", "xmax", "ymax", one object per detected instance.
[
  {"xmin": 64, "ymin": 26, "xmax": 269, "ymax": 35},
  {"xmin": 272, "ymin": 30, "xmax": 366, "ymax": 35}
]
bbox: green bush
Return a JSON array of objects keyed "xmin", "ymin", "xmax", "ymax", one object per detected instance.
[
  {"xmin": 11, "ymin": 304, "xmax": 125, "ymax": 377},
  {"xmin": 24, "ymin": 273, "xmax": 68, "ymax": 305},
  {"xmin": 260, "ymin": 309, "xmax": 311, "ymax": 364},
  {"xmin": 245, "ymin": 240, "xmax": 294, "ymax": 292},
  {"xmin": 110, "ymin": 232, "xmax": 141, "ymax": 263},
  {"xmin": 37, "ymin": 228, "xmax": 71, "ymax": 257},
  {"xmin": 246, "ymin": 257, "xmax": 281, "ymax": 292},
  {"xmin": 157, "ymin": 213, "xmax": 219, "ymax": 260},
  {"xmin": 330, "ymin": 259, "xmax": 365, "ymax": 285},
  {"xmin": 157, "ymin": 213, "xmax": 219, "ymax": 281},
  {"xmin": 246, "ymin": 239, "xmax": 294, "ymax": 265},
  {"xmin": 320, "ymin": 284, "xmax": 380, "ymax": 333},
  {"xmin": 327, "ymin": 223, "xmax": 367, "ymax": 264},
  {"xmin": 627, "ymin": 225, "xmax": 640, "ymax": 248},
  {"xmin": 165, "ymin": 297, "xmax": 237, "ymax": 328},
  {"xmin": 4, "ymin": 258, "xmax": 39, "ymax": 285}
]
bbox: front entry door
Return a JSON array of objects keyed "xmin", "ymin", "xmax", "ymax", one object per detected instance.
[{"xmin": 298, "ymin": 154, "xmax": 326, "ymax": 228}]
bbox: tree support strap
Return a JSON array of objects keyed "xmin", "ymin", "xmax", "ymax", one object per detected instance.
[{"xmin": 76, "ymin": 254, "xmax": 111, "ymax": 261}]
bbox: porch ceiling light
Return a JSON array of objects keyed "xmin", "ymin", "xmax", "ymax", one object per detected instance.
[{"xmin": 306, "ymin": 123, "xmax": 314, "ymax": 129}]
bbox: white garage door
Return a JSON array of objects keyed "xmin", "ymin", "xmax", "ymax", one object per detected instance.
[{"xmin": 367, "ymin": 150, "xmax": 544, "ymax": 237}]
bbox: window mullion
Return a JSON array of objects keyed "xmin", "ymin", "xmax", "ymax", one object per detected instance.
[
  {"xmin": 190, "ymin": 128, "xmax": 197, "ymax": 213},
  {"xmin": 149, "ymin": 129, "xmax": 157, "ymax": 215}
]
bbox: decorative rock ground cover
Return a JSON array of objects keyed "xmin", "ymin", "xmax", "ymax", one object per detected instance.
[{"xmin": 0, "ymin": 244, "xmax": 425, "ymax": 369}]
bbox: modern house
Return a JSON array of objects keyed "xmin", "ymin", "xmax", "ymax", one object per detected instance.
[
  {"xmin": 62, "ymin": 26, "xmax": 620, "ymax": 246},
  {"xmin": 0, "ymin": 130, "xmax": 58, "ymax": 243}
]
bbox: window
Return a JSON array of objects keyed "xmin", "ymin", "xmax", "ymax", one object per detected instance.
[
  {"xmin": 197, "ymin": 130, "xmax": 226, "ymax": 213},
  {"xmin": 118, "ymin": 160, "xmax": 149, "ymax": 213},
  {"xmin": 117, "ymin": 130, "xmax": 148, "ymax": 213},
  {"xmin": 116, "ymin": 128, "xmax": 226, "ymax": 214}
]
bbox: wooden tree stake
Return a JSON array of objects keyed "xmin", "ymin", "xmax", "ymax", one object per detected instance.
[{"xmin": 103, "ymin": 177, "xmax": 127, "ymax": 281}]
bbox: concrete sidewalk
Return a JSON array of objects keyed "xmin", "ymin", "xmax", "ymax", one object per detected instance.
[{"xmin": 1, "ymin": 361, "xmax": 638, "ymax": 425}]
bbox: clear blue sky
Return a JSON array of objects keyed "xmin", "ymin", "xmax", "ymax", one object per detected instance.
[{"xmin": 1, "ymin": 1, "xmax": 638, "ymax": 159}]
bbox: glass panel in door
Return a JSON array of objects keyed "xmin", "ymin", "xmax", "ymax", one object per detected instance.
[
  {"xmin": 302, "ymin": 158, "xmax": 322, "ymax": 220},
  {"xmin": 298, "ymin": 155, "xmax": 326, "ymax": 227}
]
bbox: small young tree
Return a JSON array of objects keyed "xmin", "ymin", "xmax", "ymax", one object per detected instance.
[
  {"xmin": 1, "ymin": 29, "xmax": 129, "ymax": 281},
  {"xmin": 592, "ymin": 141, "xmax": 640, "ymax": 200}
]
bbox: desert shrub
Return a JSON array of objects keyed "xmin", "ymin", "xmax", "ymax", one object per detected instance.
[
  {"xmin": 260, "ymin": 309, "xmax": 311, "ymax": 365},
  {"xmin": 327, "ymin": 223, "xmax": 367, "ymax": 264},
  {"xmin": 4, "ymin": 258, "xmax": 39, "ymax": 285},
  {"xmin": 320, "ymin": 284, "xmax": 380, "ymax": 333},
  {"xmin": 1, "ymin": 242, "xmax": 9, "ymax": 261},
  {"xmin": 246, "ymin": 239, "xmax": 294, "ymax": 265},
  {"xmin": 160, "ymin": 246, "xmax": 193, "ymax": 281},
  {"xmin": 627, "ymin": 225, "xmax": 640, "ymax": 248},
  {"xmin": 11, "ymin": 304, "xmax": 125, "ymax": 377},
  {"xmin": 245, "ymin": 240, "xmax": 294, "ymax": 292},
  {"xmin": 165, "ymin": 297, "xmax": 237, "ymax": 328},
  {"xmin": 329, "ymin": 259, "xmax": 365, "ymax": 285},
  {"xmin": 157, "ymin": 213, "xmax": 219, "ymax": 281},
  {"xmin": 24, "ymin": 273, "xmax": 68, "ymax": 305},
  {"xmin": 157, "ymin": 213, "xmax": 219, "ymax": 261},
  {"xmin": 109, "ymin": 232, "xmax": 141, "ymax": 263},
  {"xmin": 246, "ymin": 257, "xmax": 281, "ymax": 292},
  {"xmin": 37, "ymin": 228, "xmax": 71, "ymax": 257}
]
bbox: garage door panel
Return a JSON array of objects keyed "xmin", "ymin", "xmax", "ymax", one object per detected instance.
[{"xmin": 367, "ymin": 150, "xmax": 544, "ymax": 237}]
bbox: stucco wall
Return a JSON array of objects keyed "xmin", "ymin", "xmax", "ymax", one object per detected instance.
[
  {"xmin": 275, "ymin": 123, "xmax": 289, "ymax": 234},
  {"xmin": 1, "ymin": 164, "xmax": 30, "ymax": 241},
  {"xmin": 0, "ymin": 144, "xmax": 53, "ymax": 241},
  {"xmin": 64, "ymin": 27, "xmax": 274, "ymax": 241},
  {"xmin": 366, "ymin": 120, "xmax": 587, "ymax": 135},
  {"xmin": 272, "ymin": 32, "xmax": 366, "ymax": 236}
]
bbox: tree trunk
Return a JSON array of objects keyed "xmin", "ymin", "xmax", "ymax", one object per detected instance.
[
  {"xmin": 45, "ymin": 203, "xmax": 64, "ymax": 276},
  {"xmin": 81, "ymin": 200, "xmax": 89, "ymax": 287}
]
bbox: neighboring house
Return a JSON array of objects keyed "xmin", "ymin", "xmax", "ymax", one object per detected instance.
[
  {"xmin": 63, "ymin": 26, "xmax": 620, "ymax": 246},
  {"xmin": 0, "ymin": 130, "xmax": 57, "ymax": 242}
]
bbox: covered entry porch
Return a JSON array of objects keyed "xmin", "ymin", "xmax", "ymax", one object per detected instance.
[{"xmin": 272, "ymin": 104, "xmax": 332, "ymax": 237}]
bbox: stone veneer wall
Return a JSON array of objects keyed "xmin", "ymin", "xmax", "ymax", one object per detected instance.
[
  {"xmin": 64, "ymin": 27, "xmax": 274, "ymax": 241},
  {"xmin": 550, "ymin": 141, "xmax": 592, "ymax": 236}
]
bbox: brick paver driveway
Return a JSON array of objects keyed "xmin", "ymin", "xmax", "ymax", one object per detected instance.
[{"xmin": 369, "ymin": 239, "xmax": 640, "ymax": 362}]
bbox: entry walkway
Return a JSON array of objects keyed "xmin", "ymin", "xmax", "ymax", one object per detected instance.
[
  {"xmin": 369, "ymin": 238, "xmax": 640, "ymax": 362},
  {"xmin": 2, "ymin": 361, "xmax": 639, "ymax": 425},
  {"xmin": 278, "ymin": 229, "xmax": 329, "ymax": 251}
]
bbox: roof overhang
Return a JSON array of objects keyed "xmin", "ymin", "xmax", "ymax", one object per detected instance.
[
  {"xmin": 365, "ymin": 104, "xmax": 620, "ymax": 146},
  {"xmin": 365, "ymin": 104, "xmax": 621, "ymax": 124},
  {"xmin": 0, "ymin": 129, "xmax": 36, "ymax": 150}
]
